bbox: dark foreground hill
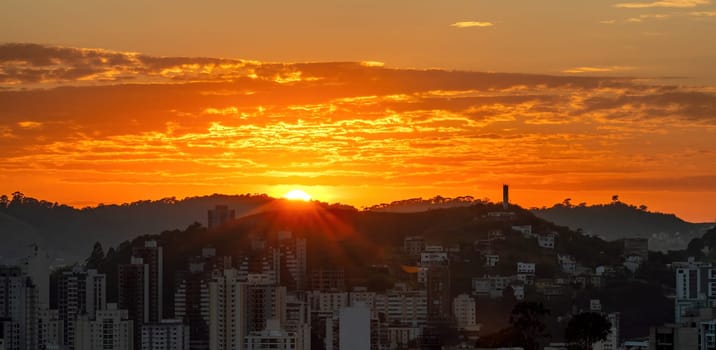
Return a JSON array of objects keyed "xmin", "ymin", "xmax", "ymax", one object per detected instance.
[
  {"xmin": 87, "ymin": 200, "xmax": 669, "ymax": 340},
  {"xmin": 90, "ymin": 200, "xmax": 625, "ymax": 299},
  {"xmin": 532, "ymin": 202, "xmax": 714, "ymax": 251},
  {"xmin": 0, "ymin": 192, "xmax": 273, "ymax": 263}
]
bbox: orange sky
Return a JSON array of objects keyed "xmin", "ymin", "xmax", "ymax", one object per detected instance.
[{"xmin": 1, "ymin": 1, "xmax": 715, "ymax": 222}]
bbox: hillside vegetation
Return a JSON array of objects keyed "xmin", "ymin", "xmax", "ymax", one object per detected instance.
[{"xmin": 532, "ymin": 201, "xmax": 713, "ymax": 251}]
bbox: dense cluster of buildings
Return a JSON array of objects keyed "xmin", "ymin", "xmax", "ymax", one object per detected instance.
[
  {"xmin": 645, "ymin": 257, "xmax": 716, "ymax": 350},
  {"xmin": 0, "ymin": 199, "xmax": 713, "ymax": 350},
  {"xmin": 0, "ymin": 203, "xmax": 465, "ymax": 350}
]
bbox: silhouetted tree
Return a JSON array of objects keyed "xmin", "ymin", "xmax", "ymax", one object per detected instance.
[
  {"xmin": 687, "ymin": 238, "xmax": 705, "ymax": 258},
  {"xmin": 509, "ymin": 301, "xmax": 550, "ymax": 350},
  {"xmin": 85, "ymin": 241, "xmax": 105, "ymax": 269},
  {"xmin": 611, "ymin": 195, "xmax": 619, "ymax": 203},
  {"xmin": 476, "ymin": 327, "xmax": 521, "ymax": 348},
  {"xmin": 565, "ymin": 312, "xmax": 611, "ymax": 350},
  {"xmin": 11, "ymin": 191, "xmax": 24, "ymax": 204}
]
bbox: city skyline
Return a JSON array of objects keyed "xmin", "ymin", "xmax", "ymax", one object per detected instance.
[
  {"xmin": 2, "ymin": 2, "xmax": 716, "ymax": 349},
  {"xmin": 3, "ymin": 198, "xmax": 705, "ymax": 349}
]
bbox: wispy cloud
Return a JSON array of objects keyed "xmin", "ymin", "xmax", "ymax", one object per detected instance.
[
  {"xmin": 17, "ymin": 121, "xmax": 42, "ymax": 129},
  {"xmin": 626, "ymin": 13, "xmax": 671, "ymax": 22},
  {"xmin": 562, "ymin": 66, "xmax": 634, "ymax": 73},
  {"xmin": 450, "ymin": 21, "xmax": 494, "ymax": 28},
  {"xmin": 614, "ymin": 0, "xmax": 710, "ymax": 8},
  {"xmin": 600, "ymin": 19, "xmax": 618, "ymax": 24},
  {"xmin": 689, "ymin": 10, "xmax": 716, "ymax": 15},
  {"xmin": 360, "ymin": 61, "xmax": 385, "ymax": 67},
  {"xmin": 0, "ymin": 43, "xmax": 317, "ymax": 87}
]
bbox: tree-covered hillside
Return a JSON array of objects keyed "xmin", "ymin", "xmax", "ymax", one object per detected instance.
[
  {"xmin": 0, "ymin": 192, "xmax": 273, "ymax": 263},
  {"xmin": 532, "ymin": 201, "xmax": 713, "ymax": 251}
]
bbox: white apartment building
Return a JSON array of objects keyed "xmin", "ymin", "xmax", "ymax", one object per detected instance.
[
  {"xmin": 420, "ymin": 252, "xmax": 448, "ymax": 265},
  {"xmin": 209, "ymin": 269, "xmax": 247, "ymax": 350},
  {"xmin": 245, "ymin": 319, "xmax": 297, "ymax": 350},
  {"xmin": 374, "ymin": 287, "xmax": 428, "ymax": 327},
  {"xmin": 349, "ymin": 287, "xmax": 376, "ymax": 313},
  {"xmin": 37, "ymin": 308, "xmax": 63, "ymax": 349},
  {"xmin": 512, "ymin": 225, "xmax": 533, "ymax": 238},
  {"xmin": 285, "ymin": 294, "xmax": 311, "ymax": 350},
  {"xmin": 452, "ymin": 294, "xmax": 477, "ymax": 330},
  {"xmin": 74, "ymin": 303, "xmax": 133, "ymax": 350},
  {"xmin": 141, "ymin": 319, "xmax": 189, "ymax": 350},
  {"xmin": 209, "ymin": 269, "xmax": 288, "ymax": 350},
  {"xmin": 472, "ymin": 276, "xmax": 516, "ymax": 298},
  {"xmin": 674, "ymin": 258, "xmax": 716, "ymax": 323},
  {"xmin": 309, "ymin": 291, "xmax": 349, "ymax": 315},
  {"xmin": 517, "ymin": 262, "xmax": 536, "ymax": 274},
  {"xmin": 537, "ymin": 234, "xmax": 555, "ymax": 249},
  {"xmin": 485, "ymin": 255, "xmax": 499, "ymax": 267}
]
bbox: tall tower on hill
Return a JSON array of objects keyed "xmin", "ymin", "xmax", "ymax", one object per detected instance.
[{"xmin": 503, "ymin": 184, "xmax": 509, "ymax": 209}]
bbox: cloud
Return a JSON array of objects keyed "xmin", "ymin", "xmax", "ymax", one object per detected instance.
[
  {"xmin": 689, "ymin": 10, "xmax": 716, "ymax": 15},
  {"xmin": 614, "ymin": 0, "xmax": 710, "ymax": 8},
  {"xmin": 450, "ymin": 21, "xmax": 494, "ymax": 28},
  {"xmin": 1, "ymin": 44, "xmax": 715, "ymax": 218},
  {"xmin": 626, "ymin": 13, "xmax": 672, "ymax": 22},
  {"xmin": 360, "ymin": 61, "xmax": 385, "ymax": 67},
  {"xmin": 17, "ymin": 121, "xmax": 42, "ymax": 129},
  {"xmin": 0, "ymin": 43, "xmax": 318, "ymax": 87},
  {"xmin": 600, "ymin": 19, "xmax": 618, "ymax": 24},
  {"xmin": 562, "ymin": 66, "xmax": 634, "ymax": 73}
]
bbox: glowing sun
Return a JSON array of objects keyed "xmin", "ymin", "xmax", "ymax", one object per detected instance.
[{"xmin": 284, "ymin": 189, "xmax": 312, "ymax": 201}]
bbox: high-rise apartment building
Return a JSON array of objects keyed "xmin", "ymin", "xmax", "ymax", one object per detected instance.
[
  {"xmin": 58, "ymin": 267, "xmax": 106, "ymax": 349},
  {"xmin": 208, "ymin": 205, "xmax": 236, "ymax": 229},
  {"xmin": 373, "ymin": 285, "xmax": 427, "ymax": 327},
  {"xmin": 277, "ymin": 232, "xmax": 307, "ymax": 290},
  {"xmin": 37, "ymin": 308, "xmax": 63, "ymax": 349},
  {"xmin": 285, "ymin": 294, "xmax": 311, "ymax": 350},
  {"xmin": 208, "ymin": 269, "xmax": 247, "ymax": 350},
  {"xmin": 244, "ymin": 319, "xmax": 297, "ymax": 350},
  {"xmin": 425, "ymin": 265, "xmax": 451, "ymax": 322},
  {"xmin": 324, "ymin": 304, "xmax": 371, "ymax": 350},
  {"xmin": 20, "ymin": 244, "xmax": 49, "ymax": 308},
  {"xmin": 246, "ymin": 282, "xmax": 287, "ymax": 333},
  {"xmin": 403, "ymin": 236, "xmax": 425, "ymax": 257},
  {"xmin": 175, "ymin": 247, "xmax": 232, "ymax": 350},
  {"xmin": 0, "ymin": 266, "xmax": 38, "ymax": 350},
  {"xmin": 452, "ymin": 294, "xmax": 477, "ymax": 330},
  {"xmin": 674, "ymin": 258, "xmax": 716, "ymax": 323},
  {"xmin": 208, "ymin": 269, "xmax": 289, "ymax": 350},
  {"xmin": 118, "ymin": 256, "xmax": 150, "ymax": 349},
  {"xmin": 310, "ymin": 268, "xmax": 345, "ymax": 292},
  {"xmin": 74, "ymin": 303, "xmax": 133, "ymax": 350},
  {"xmin": 141, "ymin": 319, "xmax": 190, "ymax": 350},
  {"xmin": 131, "ymin": 240, "xmax": 163, "ymax": 322}
]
